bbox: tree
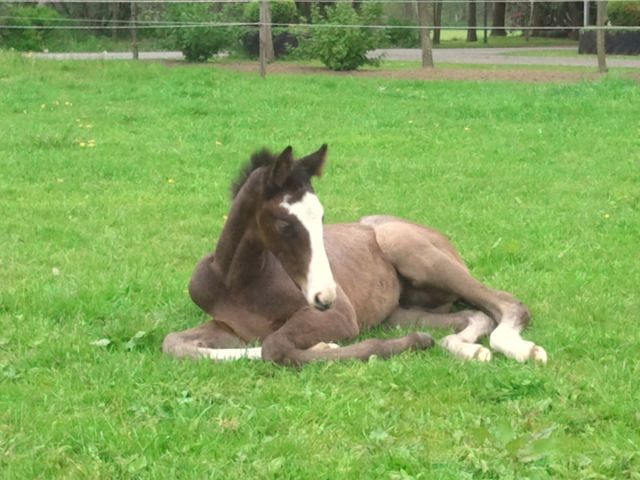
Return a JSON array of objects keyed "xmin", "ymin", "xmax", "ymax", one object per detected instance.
[
  {"xmin": 417, "ymin": 0, "xmax": 434, "ymax": 67},
  {"xmin": 467, "ymin": 0, "xmax": 478, "ymax": 41},
  {"xmin": 492, "ymin": 2, "xmax": 507, "ymax": 36},
  {"xmin": 433, "ymin": 1, "xmax": 443, "ymax": 44}
]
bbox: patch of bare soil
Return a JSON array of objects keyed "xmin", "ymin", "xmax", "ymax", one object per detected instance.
[{"xmin": 216, "ymin": 61, "xmax": 613, "ymax": 83}]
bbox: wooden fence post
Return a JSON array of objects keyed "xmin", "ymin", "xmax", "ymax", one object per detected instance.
[{"xmin": 596, "ymin": 0, "xmax": 608, "ymax": 73}]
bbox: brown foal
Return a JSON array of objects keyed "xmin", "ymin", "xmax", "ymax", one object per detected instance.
[{"xmin": 163, "ymin": 145, "xmax": 547, "ymax": 366}]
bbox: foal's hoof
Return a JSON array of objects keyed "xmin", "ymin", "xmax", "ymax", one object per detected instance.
[
  {"xmin": 309, "ymin": 342, "xmax": 340, "ymax": 351},
  {"xmin": 474, "ymin": 346, "xmax": 492, "ymax": 362},
  {"xmin": 410, "ymin": 332, "xmax": 435, "ymax": 350},
  {"xmin": 531, "ymin": 345, "xmax": 548, "ymax": 364}
]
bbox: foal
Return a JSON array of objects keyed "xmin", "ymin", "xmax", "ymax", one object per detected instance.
[{"xmin": 163, "ymin": 145, "xmax": 547, "ymax": 365}]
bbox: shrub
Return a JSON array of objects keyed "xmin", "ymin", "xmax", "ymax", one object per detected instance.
[
  {"xmin": 385, "ymin": 18, "xmax": 420, "ymax": 48},
  {"xmin": 608, "ymin": 1, "xmax": 640, "ymax": 26},
  {"xmin": 165, "ymin": 4, "xmax": 230, "ymax": 62},
  {"xmin": 0, "ymin": 5, "xmax": 68, "ymax": 51},
  {"xmin": 300, "ymin": 2, "xmax": 384, "ymax": 71}
]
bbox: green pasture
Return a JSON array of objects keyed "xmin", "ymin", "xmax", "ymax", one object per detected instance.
[{"xmin": 1, "ymin": 53, "xmax": 639, "ymax": 478}]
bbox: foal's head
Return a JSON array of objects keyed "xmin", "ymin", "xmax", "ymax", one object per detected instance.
[{"xmin": 235, "ymin": 144, "xmax": 336, "ymax": 311}]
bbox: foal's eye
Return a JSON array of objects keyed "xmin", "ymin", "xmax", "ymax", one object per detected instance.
[{"xmin": 275, "ymin": 219, "xmax": 295, "ymax": 236}]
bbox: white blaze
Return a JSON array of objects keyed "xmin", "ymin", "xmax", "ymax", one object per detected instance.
[{"xmin": 281, "ymin": 192, "xmax": 337, "ymax": 308}]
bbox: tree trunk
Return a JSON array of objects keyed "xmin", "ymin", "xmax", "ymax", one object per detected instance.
[
  {"xmin": 130, "ymin": 1, "xmax": 138, "ymax": 60},
  {"xmin": 492, "ymin": 2, "xmax": 506, "ymax": 36},
  {"xmin": 467, "ymin": 0, "xmax": 478, "ymax": 41},
  {"xmin": 417, "ymin": 0, "xmax": 434, "ymax": 68},
  {"xmin": 525, "ymin": 0, "xmax": 534, "ymax": 41},
  {"xmin": 596, "ymin": 0, "xmax": 608, "ymax": 72},
  {"xmin": 433, "ymin": 1, "xmax": 442, "ymax": 44},
  {"xmin": 111, "ymin": 2, "xmax": 119, "ymax": 40}
]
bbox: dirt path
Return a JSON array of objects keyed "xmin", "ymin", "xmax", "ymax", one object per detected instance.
[{"xmin": 214, "ymin": 61, "xmax": 617, "ymax": 83}]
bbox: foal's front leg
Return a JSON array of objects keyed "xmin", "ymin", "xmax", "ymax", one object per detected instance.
[{"xmin": 261, "ymin": 288, "xmax": 434, "ymax": 366}]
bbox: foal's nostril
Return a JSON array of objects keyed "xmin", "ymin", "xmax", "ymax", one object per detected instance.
[{"xmin": 314, "ymin": 293, "xmax": 331, "ymax": 311}]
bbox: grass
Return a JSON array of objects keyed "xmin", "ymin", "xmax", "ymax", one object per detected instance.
[{"xmin": 1, "ymin": 52, "xmax": 640, "ymax": 478}]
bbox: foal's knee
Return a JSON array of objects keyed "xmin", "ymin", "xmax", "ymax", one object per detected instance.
[
  {"xmin": 188, "ymin": 255, "xmax": 220, "ymax": 312},
  {"xmin": 261, "ymin": 334, "xmax": 290, "ymax": 365}
]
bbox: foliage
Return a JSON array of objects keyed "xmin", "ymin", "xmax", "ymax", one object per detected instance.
[
  {"xmin": 164, "ymin": 4, "xmax": 230, "ymax": 62},
  {"xmin": 299, "ymin": 2, "xmax": 385, "ymax": 71},
  {"xmin": 242, "ymin": 0, "xmax": 300, "ymax": 24},
  {"xmin": 2, "ymin": 53, "xmax": 640, "ymax": 478},
  {"xmin": 384, "ymin": 18, "xmax": 420, "ymax": 48},
  {"xmin": 608, "ymin": 1, "xmax": 640, "ymax": 26},
  {"xmin": 0, "ymin": 5, "xmax": 68, "ymax": 51}
]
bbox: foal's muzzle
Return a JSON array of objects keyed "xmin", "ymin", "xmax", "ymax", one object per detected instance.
[
  {"xmin": 314, "ymin": 293, "xmax": 331, "ymax": 311},
  {"xmin": 311, "ymin": 287, "xmax": 336, "ymax": 311}
]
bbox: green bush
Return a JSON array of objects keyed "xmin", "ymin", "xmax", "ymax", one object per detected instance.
[
  {"xmin": 608, "ymin": 1, "xmax": 640, "ymax": 26},
  {"xmin": 300, "ymin": 2, "xmax": 384, "ymax": 71},
  {"xmin": 165, "ymin": 4, "xmax": 230, "ymax": 62},
  {"xmin": 385, "ymin": 18, "xmax": 420, "ymax": 48},
  {"xmin": 0, "ymin": 5, "xmax": 68, "ymax": 51}
]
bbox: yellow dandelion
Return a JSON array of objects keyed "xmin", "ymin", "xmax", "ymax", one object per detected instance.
[
  {"xmin": 41, "ymin": 104, "xmax": 46, "ymax": 109},
  {"xmin": 604, "ymin": 213, "xmax": 610, "ymax": 219},
  {"xmin": 464, "ymin": 127, "xmax": 470, "ymax": 131},
  {"xmin": 53, "ymin": 101, "xmax": 60, "ymax": 106},
  {"xmin": 79, "ymin": 142, "xmax": 86, "ymax": 147},
  {"xmin": 64, "ymin": 101, "xmax": 72, "ymax": 106},
  {"xmin": 167, "ymin": 178, "xmax": 175, "ymax": 184}
]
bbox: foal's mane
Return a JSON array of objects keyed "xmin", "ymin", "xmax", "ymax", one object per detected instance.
[{"xmin": 230, "ymin": 149, "xmax": 276, "ymax": 199}]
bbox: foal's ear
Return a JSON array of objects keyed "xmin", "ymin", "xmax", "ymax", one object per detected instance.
[
  {"xmin": 268, "ymin": 146, "xmax": 294, "ymax": 188},
  {"xmin": 297, "ymin": 144, "xmax": 328, "ymax": 178}
]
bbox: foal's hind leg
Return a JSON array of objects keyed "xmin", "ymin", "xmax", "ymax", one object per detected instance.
[
  {"xmin": 387, "ymin": 308, "xmax": 494, "ymax": 361},
  {"xmin": 373, "ymin": 222, "xmax": 547, "ymax": 363}
]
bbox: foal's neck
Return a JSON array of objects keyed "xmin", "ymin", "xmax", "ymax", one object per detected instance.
[{"xmin": 214, "ymin": 179, "xmax": 266, "ymax": 287}]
